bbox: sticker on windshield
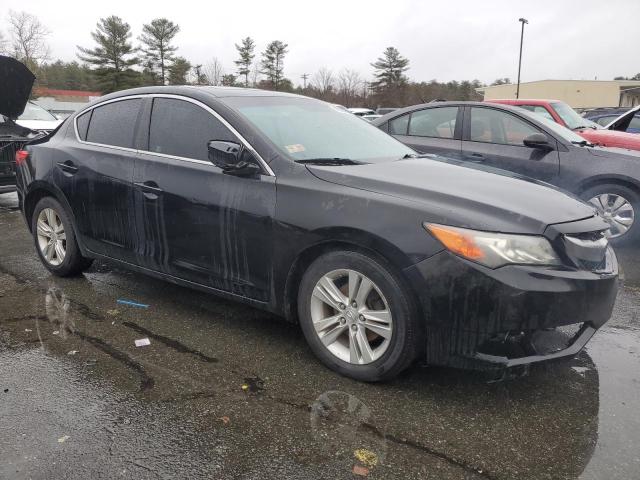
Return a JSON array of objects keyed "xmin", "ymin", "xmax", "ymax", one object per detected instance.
[{"xmin": 285, "ymin": 144, "xmax": 306, "ymax": 154}]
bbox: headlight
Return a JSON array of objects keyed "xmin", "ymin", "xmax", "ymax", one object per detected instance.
[{"xmin": 424, "ymin": 223, "xmax": 561, "ymax": 268}]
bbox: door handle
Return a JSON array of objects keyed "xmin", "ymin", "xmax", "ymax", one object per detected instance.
[
  {"xmin": 56, "ymin": 161, "xmax": 78, "ymax": 174},
  {"xmin": 134, "ymin": 181, "xmax": 163, "ymax": 198},
  {"xmin": 468, "ymin": 153, "xmax": 485, "ymax": 161}
]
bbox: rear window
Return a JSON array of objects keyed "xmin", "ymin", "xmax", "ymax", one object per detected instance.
[{"xmin": 85, "ymin": 99, "xmax": 142, "ymax": 148}]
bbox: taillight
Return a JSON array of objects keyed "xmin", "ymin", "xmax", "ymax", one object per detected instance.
[{"xmin": 15, "ymin": 150, "xmax": 29, "ymax": 166}]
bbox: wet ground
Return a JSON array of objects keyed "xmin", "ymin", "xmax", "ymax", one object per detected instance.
[{"xmin": 1, "ymin": 191, "xmax": 639, "ymax": 480}]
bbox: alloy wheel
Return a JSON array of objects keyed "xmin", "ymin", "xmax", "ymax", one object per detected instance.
[
  {"xmin": 310, "ymin": 269, "xmax": 393, "ymax": 365},
  {"xmin": 36, "ymin": 208, "xmax": 66, "ymax": 266},
  {"xmin": 588, "ymin": 193, "xmax": 635, "ymax": 238}
]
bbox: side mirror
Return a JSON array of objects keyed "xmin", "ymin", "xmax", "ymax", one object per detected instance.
[
  {"xmin": 207, "ymin": 140, "xmax": 261, "ymax": 177},
  {"xmin": 523, "ymin": 133, "xmax": 553, "ymax": 150}
]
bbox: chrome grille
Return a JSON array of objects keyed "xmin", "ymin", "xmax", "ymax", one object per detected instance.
[{"xmin": 561, "ymin": 230, "xmax": 611, "ymax": 272}]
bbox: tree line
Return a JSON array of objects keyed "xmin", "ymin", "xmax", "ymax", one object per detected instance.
[{"xmin": 1, "ymin": 10, "xmax": 498, "ymax": 107}]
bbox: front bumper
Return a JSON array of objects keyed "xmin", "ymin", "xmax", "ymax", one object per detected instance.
[{"xmin": 403, "ymin": 247, "xmax": 618, "ymax": 370}]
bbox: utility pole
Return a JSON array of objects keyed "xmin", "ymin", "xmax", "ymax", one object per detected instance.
[
  {"xmin": 516, "ymin": 17, "xmax": 528, "ymax": 99},
  {"xmin": 301, "ymin": 73, "xmax": 309, "ymax": 89},
  {"xmin": 194, "ymin": 64, "xmax": 203, "ymax": 85}
]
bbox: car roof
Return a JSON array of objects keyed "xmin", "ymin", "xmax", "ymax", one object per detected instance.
[
  {"xmin": 488, "ymin": 99, "xmax": 565, "ymax": 106},
  {"xmin": 71, "ymin": 86, "xmax": 309, "ymax": 117},
  {"xmin": 371, "ymin": 100, "xmax": 540, "ymax": 125}
]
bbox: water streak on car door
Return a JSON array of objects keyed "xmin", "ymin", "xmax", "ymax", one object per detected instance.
[{"xmin": 133, "ymin": 153, "xmax": 276, "ymax": 302}]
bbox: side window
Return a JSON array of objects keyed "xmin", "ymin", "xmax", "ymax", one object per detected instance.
[
  {"xmin": 470, "ymin": 108, "xmax": 540, "ymax": 146},
  {"xmin": 408, "ymin": 107, "xmax": 458, "ymax": 138},
  {"xmin": 518, "ymin": 105, "xmax": 555, "ymax": 122},
  {"xmin": 389, "ymin": 114, "xmax": 410, "ymax": 135},
  {"xmin": 86, "ymin": 99, "xmax": 141, "ymax": 148},
  {"xmin": 76, "ymin": 110, "xmax": 92, "ymax": 141},
  {"xmin": 148, "ymin": 98, "xmax": 235, "ymax": 161}
]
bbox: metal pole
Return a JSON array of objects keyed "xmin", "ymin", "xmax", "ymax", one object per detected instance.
[{"xmin": 516, "ymin": 18, "xmax": 528, "ymax": 99}]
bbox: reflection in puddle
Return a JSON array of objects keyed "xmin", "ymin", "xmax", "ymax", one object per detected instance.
[
  {"xmin": 42, "ymin": 287, "xmax": 74, "ymax": 340},
  {"xmin": 310, "ymin": 390, "xmax": 387, "ymax": 472}
]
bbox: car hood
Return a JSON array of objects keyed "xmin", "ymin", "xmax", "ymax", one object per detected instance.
[
  {"xmin": 577, "ymin": 128, "xmax": 640, "ymax": 150},
  {"xmin": 306, "ymin": 157, "xmax": 599, "ymax": 234},
  {"xmin": 0, "ymin": 56, "xmax": 35, "ymax": 119}
]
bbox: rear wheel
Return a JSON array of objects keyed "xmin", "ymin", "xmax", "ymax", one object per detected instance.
[
  {"xmin": 31, "ymin": 197, "xmax": 93, "ymax": 276},
  {"xmin": 298, "ymin": 250, "xmax": 419, "ymax": 381},
  {"xmin": 581, "ymin": 184, "xmax": 639, "ymax": 245}
]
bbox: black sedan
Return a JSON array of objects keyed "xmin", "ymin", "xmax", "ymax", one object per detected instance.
[
  {"xmin": 16, "ymin": 87, "xmax": 618, "ymax": 381},
  {"xmin": 373, "ymin": 101, "xmax": 640, "ymax": 244}
]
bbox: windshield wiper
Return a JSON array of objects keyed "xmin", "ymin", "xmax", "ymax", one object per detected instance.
[
  {"xmin": 573, "ymin": 125, "xmax": 596, "ymax": 130},
  {"xmin": 294, "ymin": 158, "xmax": 363, "ymax": 166}
]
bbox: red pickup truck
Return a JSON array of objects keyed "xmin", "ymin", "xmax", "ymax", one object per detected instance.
[{"xmin": 488, "ymin": 99, "xmax": 640, "ymax": 151}]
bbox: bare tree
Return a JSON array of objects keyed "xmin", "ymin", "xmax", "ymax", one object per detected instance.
[
  {"xmin": 250, "ymin": 61, "xmax": 260, "ymax": 87},
  {"xmin": 0, "ymin": 31, "xmax": 8, "ymax": 54},
  {"xmin": 337, "ymin": 68, "xmax": 363, "ymax": 105},
  {"xmin": 312, "ymin": 67, "xmax": 334, "ymax": 95},
  {"xmin": 8, "ymin": 10, "xmax": 50, "ymax": 69},
  {"xmin": 203, "ymin": 57, "xmax": 224, "ymax": 86}
]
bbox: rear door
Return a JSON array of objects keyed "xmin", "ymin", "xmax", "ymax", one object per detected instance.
[
  {"xmin": 55, "ymin": 97, "xmax": 142, "ymax": 263},
  {"xmin": 461, "ymin": 106, "xmax": 560, "ymax": 182},
  {"xmin": 387, "ymin": 106, "xmax": 463, "ymax": 157},
  {"xmin": 133, "ymin": 96, "xmax": 276, "ymax": 301}
]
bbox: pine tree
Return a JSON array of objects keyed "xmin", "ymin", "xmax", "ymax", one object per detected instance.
[
  {"xmin": 260, "ymin": 40, "xmax": 288, "ymax": 90},
  {"xmin": 371, "ymin": 47, "xmax": 409, "ymax": 91},
  {"xmin": 77, "ymin": 16, "xmax": 139, "ymax": 93},
  {"xmin": 139, "ymin": 18, "xmax": 180, "ymax": 85},
  {"xmin": 234, "ymin": 37, "xmax": 255, "ymax": 87},
  {"xmin": 168, "ymin": 56, "xmax": 191, "ymax": 85}
]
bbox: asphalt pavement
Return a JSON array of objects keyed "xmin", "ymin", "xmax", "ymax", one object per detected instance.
[{"xmin": 1, "ymin": 192, "xmax": 639, "ymax": 480}]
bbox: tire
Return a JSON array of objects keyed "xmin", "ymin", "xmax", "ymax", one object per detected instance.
[
  {"xmin": 297, "ymin": 250, "xmax": 419, "ymax": 382},
  {"xmin": 580, "ymin": 184, "xmax": 639, "ymax": 246},
  {"xmin": 31, "ymin": 196, "xmax": 93, "ymax": 276}
]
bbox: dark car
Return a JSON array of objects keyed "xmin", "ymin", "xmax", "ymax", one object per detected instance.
[
  {"xmin": 584, "ymin": 106, "xmax": 640, "ymax": 134},
  {"xmin": 16, "ymin": 87, "xmax": 618, "ymax": 381},
  {"xmin": 373, "ymin": 101, "xmax": 640, "ymax": 244}
]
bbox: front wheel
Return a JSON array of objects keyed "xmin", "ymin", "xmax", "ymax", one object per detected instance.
[
  {"xmin": 298, "ymin": 250, "xmax": 419, "ymax": 381},
  {"xmin": 31, "ymin": 196, "xmax": 93, "ymax": 276},
  {"xmin": 581, "ymin": 184, "xmax": 639, "ymax": 246}
]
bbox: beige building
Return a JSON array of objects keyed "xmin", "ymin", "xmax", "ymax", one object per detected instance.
[{"xmin": 477, "ymin": 80, "xmax": 640, "ymax": 109}]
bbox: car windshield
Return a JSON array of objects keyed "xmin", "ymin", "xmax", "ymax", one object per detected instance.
[
  {"xmin": 223, "ymin": 96, "xmax": 414, "ymax": 162},
  {"xmin": 19, "ymin": 102, "xmax": 58, "ymax": 121},
  {"xmin": 527, "ymin": 109, "xmax": 594, "ymax": 144},
  {"xmin": 551, "ymin": 101, "xmax": 598, "ymax": 130}
]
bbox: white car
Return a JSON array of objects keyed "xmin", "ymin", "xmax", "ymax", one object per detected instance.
[{"xmin": 15, "ymin": 101, "xmax": 62, "ymax": 132}]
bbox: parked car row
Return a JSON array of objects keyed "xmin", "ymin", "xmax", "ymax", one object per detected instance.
[{"xmin": 374, "ymin": 101, "xmax": 640, "ymax": 244}]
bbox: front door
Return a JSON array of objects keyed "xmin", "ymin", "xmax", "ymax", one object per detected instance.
[
  {"xmin": 133, "ymin": 96, "xmax": 275, "ymax": 302},
  {"xmin": 461, "ymin": 106, "xmax": 560, "ymax": 183}
]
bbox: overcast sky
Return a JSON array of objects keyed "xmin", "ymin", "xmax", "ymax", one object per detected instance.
[{"xmin": 3, "ymin": 0, "xmax": 639, "ymax": 86}]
